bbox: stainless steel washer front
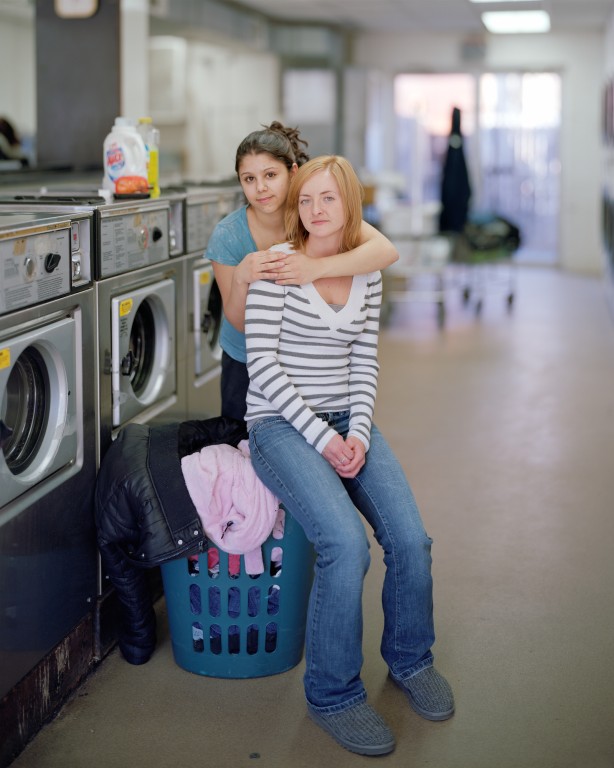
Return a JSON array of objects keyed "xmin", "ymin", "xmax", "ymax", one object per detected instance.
[
  {"xmin": 186, "ymin": 255, "xmax": 222, "ymax": 419},
  {"xmin": 0, "ymin": 213, "xmax": 97, "ymax": 699},
  {"xmin": 0, "ymin": 214, "xmax": 80, "ymax": 521},
  {"xmin": 110, "ymin": 277, "xmax": 176, "ymax": 427},
  {"xmin": 96, "ymin": 260, "xmax": 181, "ymax": 449},
  {"xmin": 0, "ymin": 313, "xmax": 80, "ymax": 513}
]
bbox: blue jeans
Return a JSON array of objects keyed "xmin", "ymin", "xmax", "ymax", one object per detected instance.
[{"xmin": 249, "ymin": 411, "xmax": 435, "ymax": 713}]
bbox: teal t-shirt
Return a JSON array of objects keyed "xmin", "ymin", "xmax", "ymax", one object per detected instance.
[{"xmin": 206, "ymin": 205, "xmax": 255, "ymax": 363}]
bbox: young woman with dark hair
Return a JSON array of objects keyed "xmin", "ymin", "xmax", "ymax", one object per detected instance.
[{"xmin": 206, "ymin": 122, "xmax": 398, "ymax": 422}]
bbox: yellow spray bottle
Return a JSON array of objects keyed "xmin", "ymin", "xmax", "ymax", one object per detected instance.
[{"xmin": 137, "ymin": 117, "xmax": 160, "ymax": 198}]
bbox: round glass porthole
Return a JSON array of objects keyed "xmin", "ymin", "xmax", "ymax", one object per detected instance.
[
  {"xmin": 125, "ymin": 294, "xmax": 171, "ymax": 404},
  {"xmin": 1, "ymin": 348, "xmax": 50, "ymax": 475},
  {"xmin": 207, "ymin": 280, "xmax": 222, "ymax": 358},
  {"xmin": 127, "ymin": 300, "xmax": 156, "ymax": 398}
]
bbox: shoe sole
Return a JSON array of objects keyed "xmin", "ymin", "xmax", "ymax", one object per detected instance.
[
  {"xmin": 307, "ymin": 709, "xmax": 396, "ymax": 756},
  {"xmin": 389, "ymin": 673, "xmax": 455, "ymax": 722}
]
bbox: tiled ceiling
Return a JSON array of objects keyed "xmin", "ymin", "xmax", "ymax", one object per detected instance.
[{"xmin": 232, "ymin": 0, "xmax": 614, "ymax": 34}]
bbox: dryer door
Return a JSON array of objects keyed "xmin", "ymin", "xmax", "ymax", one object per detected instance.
[
  {"xmin": 111, "ymin": 278, "xmax": 176, "ymax": 427},
  {"xmin": 0, "ymin": 312, "xmax": 81, "ymax": 521},
  {"xmin": 192, "ymin": 261, "xmax": 222, "ymax": 378}
]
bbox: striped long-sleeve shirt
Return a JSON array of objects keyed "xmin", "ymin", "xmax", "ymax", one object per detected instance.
[{"xmin": 245, "ymin": 253, "xmax": 382, "ymax": 454}]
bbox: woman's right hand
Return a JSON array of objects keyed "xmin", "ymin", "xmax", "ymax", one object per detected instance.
[
  {"xmin": 234, "ymin": 249, "xmax": 287, "ymax": 285},
  {"xmin": 322, "ymin": 434, "xmax": 356, "ymax": 475}
]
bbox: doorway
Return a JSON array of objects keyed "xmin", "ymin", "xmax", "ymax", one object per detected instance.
[{"xmin": 393, "ymin": 71, "xmax": 562, "ymax": 265}]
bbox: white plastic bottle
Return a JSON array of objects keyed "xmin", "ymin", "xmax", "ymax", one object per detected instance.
[
  {"xmin": 102, "ymin": 117, "xmax": 148, "ymax": 196},
  {"xmin": 137, "ymin": 117, "xmax": 160, "ymax": 198}
]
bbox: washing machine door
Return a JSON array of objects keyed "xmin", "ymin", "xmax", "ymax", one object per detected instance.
[
  {"xmin": 192, "ymin": 262, "xmax": 222, "ymax": 377},
  {"xmin": 111, "ymin": 278, "xmax": 176, "ymax": 427},
  {"xmin": 0, "ymin": 313, "xmax": 81, "ymax": 521}
]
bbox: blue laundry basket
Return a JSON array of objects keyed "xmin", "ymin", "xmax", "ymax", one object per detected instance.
[{"xmin": 161, "ymin": 508, "xmax": 314, "ymax": 678}]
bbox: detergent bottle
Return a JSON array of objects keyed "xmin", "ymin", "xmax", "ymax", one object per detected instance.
[
  {"xmin": 102, "ymin": 117, "xmax": 148, "ymax": 196},
  {"xmin": 137, "ymin": 117, "xmax": 161, "ymax": 198}
]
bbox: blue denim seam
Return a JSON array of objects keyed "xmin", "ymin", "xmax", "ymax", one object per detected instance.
[
  {"xmin": 306, "ymin": 689, "xmax": 368, "ymax": 715},
  {"xmin": 350, "ymin": 431, "xmax": 435, "ymax": 679},
  {"xmin": 352, "ymin": 469, "xmax": 404, "ymax": 667},
  {"xmin": 390, "ymin": 656, "xmax": 434, "ymax": 683}
]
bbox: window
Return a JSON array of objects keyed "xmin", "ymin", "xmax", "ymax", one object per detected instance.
[{"xmin": 393, "ymin": 71, "xmax": 561, "ymax": 264}]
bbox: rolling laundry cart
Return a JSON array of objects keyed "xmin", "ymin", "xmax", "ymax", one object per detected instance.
[
  {"xmin": 456, "ymin": 212, "xmax": 521, "ymax": 316},
  {"xmin": 384, "ymin": 235, "xmax": 451, "ymax": 327},
  {"xmin": 380, "ymin": 202, "xmax": 452, "ymax": 328}
]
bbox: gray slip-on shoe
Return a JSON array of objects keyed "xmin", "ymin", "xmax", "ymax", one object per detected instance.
[
  {"xmin": 390, "ymin": 666, "xmax": 455, "ymax": 721},
  {"xmin": 308, "ymin": 701, "xmax": 396, "ymax": 756}
]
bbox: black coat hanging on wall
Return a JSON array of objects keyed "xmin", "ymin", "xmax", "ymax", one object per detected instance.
[{"xmin": 439, "ymin": 107, "xmax": 472, "ymax": 234}]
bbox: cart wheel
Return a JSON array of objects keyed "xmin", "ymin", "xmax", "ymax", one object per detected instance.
[
  {"xmin": 475, "ymin": 299, "xmax": 483, "ymax": 316},
  {"xmin": 462, "ymin": 286, "xmax": 471, "ymax": 304},
  {"xmin": 507, "ymin": 293, "xmax": 515, "ymax": 311},
  {"xmin": 437, "ymin": 301, "xmax": 445, "ymax": 328}
]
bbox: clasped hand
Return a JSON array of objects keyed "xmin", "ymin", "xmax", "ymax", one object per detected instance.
[
  {"xmin": 322, "ymin": 434, "xmax": 365, "ymax": 478},
  {"xmin": 235, "ymin": 249, "xmax": 321, "ymax": 286}
]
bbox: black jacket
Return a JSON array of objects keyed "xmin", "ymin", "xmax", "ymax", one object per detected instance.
[
  {"xmin": 439, "ymin": 106, "xmax": 472, "ymax": 234},
  {"xmin": 95, "ymin": 416, "xmax": 248, "ymax": 665}
]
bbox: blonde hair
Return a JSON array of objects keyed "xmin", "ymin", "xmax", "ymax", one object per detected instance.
[{"xmin": 284, "ymin": 155, "xmax": 364, "ymax": 253}]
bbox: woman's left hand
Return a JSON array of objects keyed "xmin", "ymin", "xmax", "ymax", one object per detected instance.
[{"xmin": 274, "ymin": 250, "xmax": 322, "ymax": 285}]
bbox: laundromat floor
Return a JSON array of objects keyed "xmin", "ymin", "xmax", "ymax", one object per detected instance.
[{"xmin": 9, "ymin": 266, "xmax": 614, "ymax": 768}]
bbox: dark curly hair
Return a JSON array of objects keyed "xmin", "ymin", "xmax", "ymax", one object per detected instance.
[{"xmin": 234, "ymin": 121, "xmax": 309, "ymax": 176}]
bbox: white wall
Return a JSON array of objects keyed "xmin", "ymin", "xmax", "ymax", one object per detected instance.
[
  {"xmin": 605, "ymin": 7, "xmax": 614, "ymax": 82},
  {"xmin": 604, "ymin": 6, "xmax": 614, "ymax": 200},
  {"xmin": 352, "ymin": 31, "xmax": 605, "ymax": 276},
  {"xmin": 183, "ymin": 42, "xmax": 279, "ymax": 179},
  {"xmin": 121, "ymin": 0, "xmax": 150, "ymax": 121},
  {"xmin": 145, "ymin": 37, "xmax": 280, "ymax": 179},
  {"xmin": 0, "ymin": 4, "xmax": 35, "ymax": 144}
]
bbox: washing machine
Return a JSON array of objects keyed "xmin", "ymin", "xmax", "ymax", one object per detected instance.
[
  {"xmin": 0, "ymin": 190, "xmax": 182, "ymax": 461},
  {"xmin": 158, "ymin": 185, "xmax": 193, "ymax": 423},
  {"xmin": 160, "ymin": 184, "xmax": 226, "ymax": 420},
  {"xmin": 183, "ymin": 185, "xmax": 226, "ymax": 419},
  {"xmin": 183, "ymin": 185, "xmax": 225, "ymax": 258},
  {"xmin": 0, "ymin": 211, "xmax": 97, "ymax": 699},
  {"xmin": 184, "ymin": 177, "xmax": 246, "ymax": 216},
  {"xmin": 93, "ymin": 196, "xmax": 182, "ymax": 458},
  {"xmin": 185, "ymin": 252, "xmax": 223, "ymax": 419}
]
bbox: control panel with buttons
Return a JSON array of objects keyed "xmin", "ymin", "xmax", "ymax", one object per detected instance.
[{"xmin": 0, "ymin": 218, "xmax": 71, "ymax": 315}]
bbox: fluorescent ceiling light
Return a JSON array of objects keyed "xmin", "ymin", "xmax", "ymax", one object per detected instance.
[{"xmin": 482, "ymin": 10, "xmax": 551, "ymax": 34}]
